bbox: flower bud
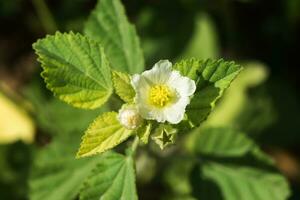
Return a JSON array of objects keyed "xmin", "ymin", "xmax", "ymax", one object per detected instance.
[{"xmin": 118, "ymin": 105, "xmax": 143, "ymax": 130}]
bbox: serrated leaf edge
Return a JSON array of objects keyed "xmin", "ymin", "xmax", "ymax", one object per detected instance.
[
  {"xmin": 33, "ymin": 31, "xmax": 113, "ymax": 110},
  {"xmin": 76, "ymin": 112, "xmax": 133, "ymax": 158}
]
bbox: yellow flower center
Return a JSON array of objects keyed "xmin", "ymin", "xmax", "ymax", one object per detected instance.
[{"xmin": 149, "ymin": 85, "xmax": 174, "ymax": 107}]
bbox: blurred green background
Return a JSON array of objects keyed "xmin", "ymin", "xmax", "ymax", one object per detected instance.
[{"xmin": 0, "ymin": 0, "xmax": 300, "ymax": 199}]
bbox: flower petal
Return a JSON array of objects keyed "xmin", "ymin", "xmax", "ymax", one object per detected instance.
[
  {"xmin": 168, "ymin": 71, "xmax": 196, "ymax": 97},
  {"xmin": 131, "ymin": 74, "xmax": 140, "ymax": 89},
  {"xmin": 164, "ymin": 97, "xmax": 190, "ymax": 124},
  {"xmin": 132, "ymin": 74, "xmax": 151, "ymax": 103},
  {"xmin": 131, "ymin": 60, "xmax": 196, "ymax": 124},
  {"xmin": 138, "ymin": 104, "xmax": 167, "ymax": 122},
  {"xmin": 142, "ymin": 60, "xmax": 173, "ymax": 84},
  {"xmin": 154, "ymin": 60, "xmax": 172, "ymax": 69}
]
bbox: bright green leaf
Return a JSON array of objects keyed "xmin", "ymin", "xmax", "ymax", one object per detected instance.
[
  {"xmin": 175, "ymin": 58, "xmax": 242, "ymax": 126},
  {"xmin": 24, "ymin": 78, "xmax": 108, "ymax": 135},
  {"xmin": 79, "ymin": 152, "xmax": 138, "ymax": 200},
  {"xmin": 84, "ymin": 0, "xmax": 144, "ymax": 73},
  {"xmin": 77, "ymin": 112, "xmax": 133, "ymax": 158},
  {"xmin": 112, "ymin": 70, "xmax": 135, "ymax": 103},
  {"xmin": 33, "ymin": 31, "xmax": 113, "ymax": 109},
  {"xmin": 198, "ymin": 59, "xmax": 243, "ymax": 90},
  {"xmin": 174, "ymin": 58, "xmax": 201, "ymax": 80}
]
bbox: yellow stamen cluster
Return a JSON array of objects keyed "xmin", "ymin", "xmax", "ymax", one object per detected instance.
[{"xmin": 149, "ymin": 85, "xmax": 173, "ymax": 107}]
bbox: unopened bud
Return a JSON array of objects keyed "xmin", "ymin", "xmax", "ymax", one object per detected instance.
[{"xmin": 118, "ymin": 105, "xmax": 143, "ymax": 130}]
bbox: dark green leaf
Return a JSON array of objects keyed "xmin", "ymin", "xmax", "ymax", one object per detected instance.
[
  {"xmin": 175, "ymin": 58, "xmax": 242, "ymax": 126},
  {"xmin": 191, "ymin": 161, "xmax": 290, "ymax": 200}
]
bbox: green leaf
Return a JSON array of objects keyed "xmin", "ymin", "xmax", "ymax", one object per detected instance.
[
  {"xmin": 174, "ymin": 58, "xmax": 201, "ymax": 80},
  {"xmin": 136, "ymin": 122, "xmax": 152, "ymax": 144},
  {"xmin": 24, "ymin": 77, "xmax": 108, "ymax": 135},
  {"xmin": 84, "ymin": 0, "xmax": 144, "ymax": 73},
  {"xmin": 191, "ymin": 161, "xmax": 290, "ymax": 200},
  {"xmin": 28, "ymin": 80, "xmax": 110, "ymax": 200},
  {"xmin": 187, "ymin": 85, "xmax": 221, "ymax": 126},
  {"xmin": 79, "ymin": 152, "xmax": 138, "ymax": 200},
  {"xmin": 198, "ymin": 59, "xmax": 242, "ymax": 89},
  {"xmin": 33, "ymin": 31, "xmax": 113, "ymax": 109},
  {"xmin": 192, "ymin": 127, "xmax": 255, "ymax": 157},
  {"xmin": 77, "ymin": 112, "xmax": 133, "ymax": 158},
  {"xmin": 203, "ymin": 62, "xmax": 270, "ymax": 131},
  {"xmin": 188, "ymin": 127, "xmax": 290, "ymax": 200},
  {"xmin": 112, "ymin": 70, "xmax": 135, "ymax": 103},
  {"xmin": 175, "ymin": 58, "xmax": 242, "ymax": 126},
  {"xmin": 29, "ymin": 133, "xmax": 102, "ymax": 200},
  {"xmin": 188, "ymin": 127, "xmax": 274, "ymax": 164}
]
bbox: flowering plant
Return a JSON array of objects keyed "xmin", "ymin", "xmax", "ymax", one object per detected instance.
[
  {"xmin": 27, "ymin": 0, "xmax": 293, "ymax": 199},
  {"xmin": 34, "ymin": 30, "xmax": 241, "ymax": 155},
  {"xmin": 31, "ymin": 0, "xmax": 292, "ymax": 200}
]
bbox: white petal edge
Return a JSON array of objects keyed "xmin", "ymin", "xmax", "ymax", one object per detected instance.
[
  {"xmin": 141, "ymin": 60, "xmax": 173, "ymax": 84},
  {"xmin": 131, "ymin": 74, "xmax": 141, "ymax": 90},
  {"xmin": 167, "ymin": 71, "xmax": 196, "ymax": 97},
  {"xmin": 165, "ymin": 97, "xmax": 190, "ymax": 124}
]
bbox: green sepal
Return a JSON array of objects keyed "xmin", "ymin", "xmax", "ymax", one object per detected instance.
[
  {"xmin": 152, "ymin": 124, "xmax": 177, "ymax": 149},
  {"xmin": 136, "ymin": 122, "xmax": 152, "ymax": 144}
]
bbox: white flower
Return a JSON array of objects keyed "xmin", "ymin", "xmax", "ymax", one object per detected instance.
[
  {"xmin": 131, "ymin": 60, "xmax": 196, "ymax": 124},
  {"xmin": 118, "ymin": 105, "xmax": 143, "ymax": 130}
]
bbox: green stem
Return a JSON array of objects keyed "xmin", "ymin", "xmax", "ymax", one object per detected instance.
[
  {"xmin": 131, "ymin": 136, "xmax": 140, "ymax": 155},
  {"xmin": 31, "ymin": 0, "xmax": 58, "ymax": 33}
]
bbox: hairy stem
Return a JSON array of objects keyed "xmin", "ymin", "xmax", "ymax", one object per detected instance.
[{"xmin": 31, "ymin": 0, "xmax": 57, "ymax": 33}]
